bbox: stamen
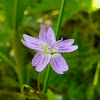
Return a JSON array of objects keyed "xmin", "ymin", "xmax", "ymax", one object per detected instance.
[
  {"xmin": 41, "ymin": 43, "xmax": 58, "ymax": 55},
  {"xmin": 41, "ymin": 45, "xmax": 44, "ymax": 49},
  {"xmin": 51, "ymin": 54, "xmax": 56, "ymax": 59}
]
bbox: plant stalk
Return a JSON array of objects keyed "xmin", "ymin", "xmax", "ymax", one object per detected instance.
[
  {"xmin": 38, "ymin": 72, "xmax": 41, "ymax": 92},
  {"xmin": 93, "ymin": 60, "xmax": 100, "ymax": 86},
  {"xmin": 42, "ymin": 0, "xmax": 66, "ymax": 94},
  {"xmin": 10, "ymin": 29, "xmax": 25, "ymax": 86},
  {"xmin": 9, "ymin": 0, "xmax": 25, "ymax": 86},
  {"xmin": 55, "ymin": 0, "xmax": 66, "ymax": 40},
  {"xmin": 43, "ymin": 64, "xmax": 51, "ymax": 93}
]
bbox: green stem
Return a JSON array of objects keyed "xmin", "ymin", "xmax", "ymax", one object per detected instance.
[
  {"xmin": 42, "ymin": 0, "xmax": 66, "ymax": 94},
  {"xmin": 9, "ymin": 0, "xmax": 25, "ymax": 86},
  {"xmin": 88, "ymin": 60, "xmax": 100, "ymax": 100},
  {"xmin": 43, "ymin": 64, "xmax": 51, "ymax": 93},
  {"xmin": 93, "ymin": 60, "xmax": 100, "ymax": 86},
  {"xmin": 38, "ymin": 72, "xmax": 41, "ymax": 92},
  {"xmin": 10, "ymin": 29, "xmax": 24, "ymax": 86},
  {"xmin": 55, "ymin": 0, "xmax": 66, "ymax": 40}
]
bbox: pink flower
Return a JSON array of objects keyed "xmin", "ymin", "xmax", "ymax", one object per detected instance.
[{"xmin": 21, "ymin": 26, "xmax": 78, "ymax": 74}]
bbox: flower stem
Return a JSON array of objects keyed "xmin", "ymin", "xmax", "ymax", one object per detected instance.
[
  {"xmin": 42, "ymin": 0, "xmax": 66, "ymax": 94},
  {"xmin": 43, "ymin": 64, "xmax": 51, "ymax": 93},
  {"xmin": 38, "ymin": 72, "xmax": 41, "ymax": 92},
  {"xmin": 55, "ymin": 0, "xmax": 66, "ymax": 40}
]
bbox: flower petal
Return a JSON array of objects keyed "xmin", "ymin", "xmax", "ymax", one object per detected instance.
[
  {"xmin": 56, "ymin": 39, "xmax": 74, "ymax": 48},
  {"xmin": 21, "ymin": 39, "xmax": 40, "ymax": 50},
  {"xmin": 58, "ymin": 45, "xmax": 78, "ymax": 53},
  {"xmin": 50, "ymin": 53, "xmax": 69, "ymax": 74},
  {"xmin": 23, "ymin": 34, "xmax": 45, "ymax": 45},
  {"xmin": 46, "ymin": 27, "xmax": 56, "ymax": 44},
  {"xmin": 50, "ymin": 59, "xmax": 64, "ymax": 74},
  {"xmin": 32, "ymin": 51, "xmax": 43, "ymax": 66},
  {"xmin": 33, "ymin": 53, "xmax": 51, "ymax": 72},
  {"xmin": 21, "ymin": 34, "xmax": 45, "ymax": 51},
  {"xmin": 39, "ymin": 26, "xmax": 47, "ymax": 42}
]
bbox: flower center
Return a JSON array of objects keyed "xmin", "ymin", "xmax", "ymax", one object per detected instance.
[{"xmin": 41, "ymin": 43, "xmax": 58, "ymax": 55}]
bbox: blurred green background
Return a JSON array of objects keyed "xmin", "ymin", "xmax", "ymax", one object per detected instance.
[{"xmin": 0, "ymin": 0, "xmax": 100, "ymax": 100}]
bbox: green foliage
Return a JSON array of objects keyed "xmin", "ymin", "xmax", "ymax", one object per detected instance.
[
  {"xmin": 28, "ymin": 0, "xmax": 61, "ymax": 14},
  {"xmin": 0, "ymin": 26, "xmax": 10, "ymax": 45},
  {"xmin": 86, "ymin": 84, "xmax": 95, "ymax": 100},
  {"xmin": 0, "ymin": 0, "xmax": 30, "ymax": 29},
  {"xmin": 0, "ymin": 46, "xmax": 15, "ymax": 68},
  {"xmin": 47, "ymin": 89, "xmax": 58, "ymax": 100},
  {"xmin": 0, "ymin": 0, "xmax": 100, "ymax": 100},
  {"xmin": 96, "ymin": 84, "xmax": 100, "ymax": 96},
  {"xmin": 68, "ymin": 82, "xmax": 84, "ymax": 100}
]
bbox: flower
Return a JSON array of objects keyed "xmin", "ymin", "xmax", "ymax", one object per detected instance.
[{"xmin": 21, "ymin": 26, "xmax": 78, "ymax": 74}]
